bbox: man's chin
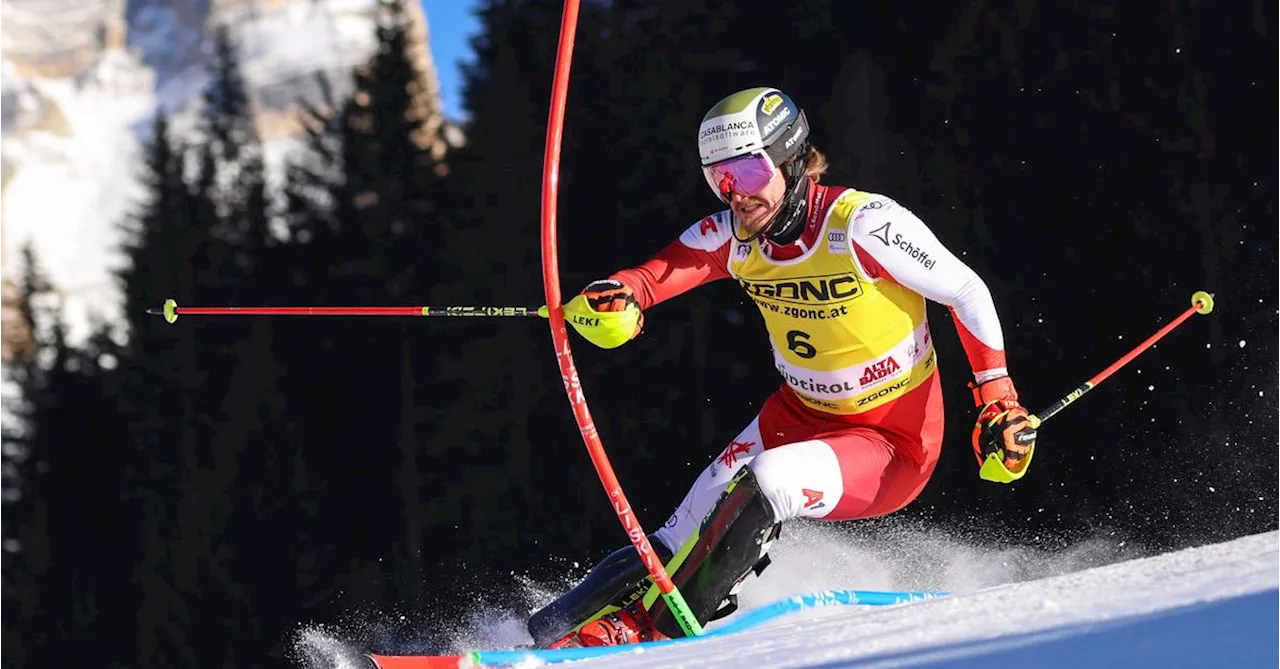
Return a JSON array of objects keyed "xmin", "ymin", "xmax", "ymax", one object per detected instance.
[{"xmin": 737, "ymin": 209, "xmax": 771, "ymax": 234}]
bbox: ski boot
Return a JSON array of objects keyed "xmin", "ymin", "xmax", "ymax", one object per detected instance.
[
  {"xmin": 647, "ymin": 466, "xmax": 781, "ymax": 638},
  {"xmin": 528, "ymin": 534, "xmax": 673, "ymax": 648},
  {"xmin": 531, "ymin": 467, "xmax": 780, "ymax": 646},
  {"xmin": 548, "ymin": 603, "xmax": 668, "ymax": 648}
]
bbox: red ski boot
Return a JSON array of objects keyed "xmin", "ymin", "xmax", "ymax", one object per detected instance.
[{"xmin": 548, "ymin": 606, "xmax": 669, "ymax": 648}]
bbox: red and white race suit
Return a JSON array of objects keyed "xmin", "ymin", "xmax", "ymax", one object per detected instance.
[{"xmin": 608, "ymin": 183, "xmax": 1012, "ymax": 552}]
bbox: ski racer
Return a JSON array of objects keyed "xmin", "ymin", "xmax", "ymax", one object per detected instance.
[{"xmin": 529, "ymin": 87, "xmax": 1038, "ymax": 648}]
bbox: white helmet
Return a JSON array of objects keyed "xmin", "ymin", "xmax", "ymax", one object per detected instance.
[
  {"xmin": 698, "ymin": 88, "xmax": 814, "ymax": 241},
  {"xmin": 698, "ymin": 87, "xmax": 811, "ymax": 169}
]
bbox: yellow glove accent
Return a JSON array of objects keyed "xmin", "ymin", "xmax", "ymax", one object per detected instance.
[
  {"xmin": 539, "ymin": 279, "xmax": 644, "ymax": 349},
  {"xmin": 978, "ymin": 442, "xmax": 1036, "ymax": 483},
  {"xmin": 564, "ymin": 293, "xmax": 641, "ymax": 349}
]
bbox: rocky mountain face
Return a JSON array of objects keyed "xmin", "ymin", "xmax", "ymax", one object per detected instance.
[{"xmin": 0, "ymin": 0, "xmax": 448, "ymax": 358}]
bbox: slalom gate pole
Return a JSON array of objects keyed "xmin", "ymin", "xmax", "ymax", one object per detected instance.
[
  {"xmin": 979, "ymin": 290, "xmax": 1216, "ymax": 483},
  {"xmin": 537, "ymin": 0, "xmax": 704, "ymax": 638},
  {"xmin": 146, "ymin": 299, "xmax": 546, "ymax": 323}
]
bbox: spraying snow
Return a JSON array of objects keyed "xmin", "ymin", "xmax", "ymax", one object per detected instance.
[
  {"xmin": 585, "ymin": 529, "xmax": 1278, "ymax": 668},
  {"xmin": 290, "ymin": 517, "xmax": 1163, "ymax": 666},
  {"xmin": 293, "ymin": 625, "xmax": 372, "ymax": 669},
  {"xmin": 735, "ymin": 519, "xmax": 1147, "ymax": 611}
]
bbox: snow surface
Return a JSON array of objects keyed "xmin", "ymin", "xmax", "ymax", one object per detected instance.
[
  {"xmin": 591, "ymin": 530, "xmax": 1278, "ymax": 668},
  {"xmin": 293, "ymin": 524, "xmax": 1279, "ymax": 668}
]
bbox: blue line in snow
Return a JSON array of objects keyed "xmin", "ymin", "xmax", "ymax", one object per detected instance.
[{"xmin": 474, "ymin": 588, "xmax": 948, "ymax": 666}]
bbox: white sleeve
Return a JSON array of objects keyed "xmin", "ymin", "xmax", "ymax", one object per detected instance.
[{"xmin": 848, "ymin": 199, "xmax": 1009, "ymax": 381}]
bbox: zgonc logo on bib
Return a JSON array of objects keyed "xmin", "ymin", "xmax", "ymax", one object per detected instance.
[{"xmin": 736, "ymin": 275, "xmax": 863, "ymax": 305}]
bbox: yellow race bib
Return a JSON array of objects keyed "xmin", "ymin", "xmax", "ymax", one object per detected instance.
[{"xmin": 729, "ymin": 189, "xmax": 936, "ymax": 414}]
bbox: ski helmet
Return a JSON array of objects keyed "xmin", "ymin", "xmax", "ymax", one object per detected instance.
[{"xmin": 697, "ymin": 87, "xmax": 813, "ymax": 242}]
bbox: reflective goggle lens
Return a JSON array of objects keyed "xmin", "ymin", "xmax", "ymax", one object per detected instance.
[{"xmin": 702, "ymin": 153, "xmax": 774, "ymax": 202}]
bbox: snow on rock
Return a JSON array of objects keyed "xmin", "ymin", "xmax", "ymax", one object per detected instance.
[{"xmin": 1, "ymin": 41, "xmax": 155, "ymax": 342}]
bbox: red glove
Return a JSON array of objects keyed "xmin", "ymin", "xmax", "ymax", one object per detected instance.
[{"xmin": 970, "ymin": 376, "xmax": 1037, "ymax": 476}]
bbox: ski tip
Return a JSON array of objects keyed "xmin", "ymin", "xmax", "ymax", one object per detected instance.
[
  {"xmin": 1191, "ymin": 290, "xmax": 1214, "ymax": 315},
  {"xmin": 365, "ymin": 652, "xmax": 473, "ymax": 669}
]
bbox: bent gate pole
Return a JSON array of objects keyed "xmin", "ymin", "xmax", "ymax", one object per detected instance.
[{"xmin": 536, "ymin": 0, "xmax": 703, "ymax": 638}]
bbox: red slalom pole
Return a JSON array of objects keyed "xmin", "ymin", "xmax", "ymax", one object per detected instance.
[{"xmin": 537, "ymin": 0, "xmax": 703, "ymax": 637}]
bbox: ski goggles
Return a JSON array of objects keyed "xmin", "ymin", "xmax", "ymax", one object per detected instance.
[{"xmin": 702, "ymin": 152, "xmax": 776, "ymax": 203}]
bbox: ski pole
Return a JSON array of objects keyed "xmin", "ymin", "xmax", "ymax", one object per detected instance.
[
  {"xmin": 1028, "ymin": 290, "xmax": 1215, "ymax": 428},
  {"xmin": 979, "ymin": 290, "xmax": 1216, "ymax": 483},
  {"xmin": 146, "ymin": 299, "xmax": 546, "ymax": 324}
]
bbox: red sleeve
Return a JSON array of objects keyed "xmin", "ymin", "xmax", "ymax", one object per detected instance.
[
  {"xmin": 853, "ymin": 243, "xmax": 886, "ymax": 280},
  {"xmin": 610, "ymin": 214, "xmax": 734, "ymax": 310}
]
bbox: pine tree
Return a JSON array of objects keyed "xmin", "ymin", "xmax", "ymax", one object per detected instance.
[
  {"xmin": 118, "ymin": 24, "xmax": 308, "ymax": 664},
  {"xmin": 188, "ymin": 24, "xmax": 292, "ymax": 664},
  {"xmin": 115, "ymin": 108, "xmax": 206, "ymax": 668},
  {"xmin": 202, "ymin": 23, "xmax": 275, "ymax": 286},
  {"xmin": 336, "ymin": 0, "xmax": 452, "ymax": 611},
  {"xmin": 272, "ymin": 0, "xmax": 456, "ymax": 626},
  {"xmin": 412, "ymin": 0, "xmax": 573, "ymax": 596},
  {"xmin": 0, "ymin": 245, "xmax": 56, "ymax": 669},
  {"xmin": 1, "ymin": 246, "xmax": 133, "ymax": 667}
]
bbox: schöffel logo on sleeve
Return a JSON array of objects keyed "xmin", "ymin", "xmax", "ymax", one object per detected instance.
[
  {"xmin": 868, "ymin": 221, "xmax": 892, "ymax": 246},
  {"xmin": 867, "ymin": 222, "xmax": 936, "ymax": 270}
]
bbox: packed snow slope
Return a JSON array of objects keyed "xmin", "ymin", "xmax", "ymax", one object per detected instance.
[
  {"xmin": 581, "ymin": 529, "xmax": 1278, "ymax": 668},
  {"xmin": 294, "ymin": 523, "xmax": 1278, "ymax": 668}
]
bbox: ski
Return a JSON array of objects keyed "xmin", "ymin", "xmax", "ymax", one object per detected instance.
[{"xmin": 366, "ymin": 588, "xmax": 947, "ymax": 668}]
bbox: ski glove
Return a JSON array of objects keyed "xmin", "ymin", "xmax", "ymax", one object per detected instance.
[
  {"xmin": 546, "ymin": 279, "xmax": 643, "ymax": 349},
  {"xmin": 970, "ymin": 376, "xmax": 1038, "ymax": 483}
]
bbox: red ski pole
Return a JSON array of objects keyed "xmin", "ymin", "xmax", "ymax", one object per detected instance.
[
  {"xmin": 536, "ymin": 0, "xmax": 704, "ymax": 637},
  {"xmin": 1028, "ymin": 290, "xmax": 1216, "ymax": 428},
  {"xmin": 147, "ymin": 299, "xmax": 544, "ymax": 323},
  {"xmin": 979, "ymin": 290, "xmax": 1216, "ymax": 483}
]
